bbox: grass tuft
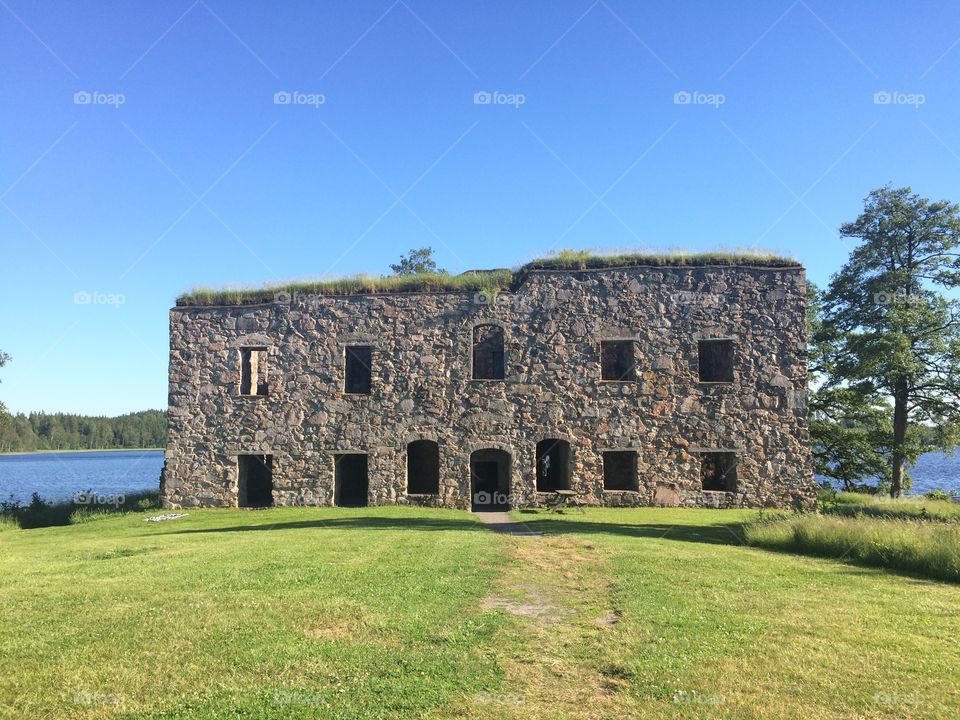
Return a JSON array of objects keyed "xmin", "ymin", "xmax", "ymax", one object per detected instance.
[
  {"xmin": 0, "ymin": 490, "xmax": 160, "ymax": 529},
  {"xmin": 819, "ymin": 490, "xmax": 960, "ymax": 522},
  {"xmin": 745, "ymin": 513, "xmax": 960, "ymax": 582}
]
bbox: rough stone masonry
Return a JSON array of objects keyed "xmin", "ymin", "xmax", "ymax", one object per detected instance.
[{"xmin": 162, "ymin": 261, "xmax": 817, "ymax": 510}]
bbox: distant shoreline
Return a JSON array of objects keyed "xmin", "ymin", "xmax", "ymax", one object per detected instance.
[{"xmin": 0, "ymin": 448, "xmax": 163, "ymax": 457}]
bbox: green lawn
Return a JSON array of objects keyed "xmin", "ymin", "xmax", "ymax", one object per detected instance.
[{"xmin": 1, "ymin": 506, "xmax": 958, "ymax": 719}]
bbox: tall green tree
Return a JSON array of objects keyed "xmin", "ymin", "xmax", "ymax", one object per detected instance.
[
  {"xmin": 0, "ymin": 350, "xmax": 10, "ymax": 425},
  {"xmin": 822, "ymin": 186, "xmax": 960, "ymax": 496},
  {"xmin": 808, "ymin": 284, "xmax": 892, "ymax": 490},
  {"xmin": 389, "ymin": 247, "xmax": 446, "ymax": 276}
]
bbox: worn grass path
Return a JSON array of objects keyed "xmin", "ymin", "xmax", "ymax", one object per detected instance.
[{"xmin": 1, "ymin": 507, "xmax": 959, "ymax": 719}]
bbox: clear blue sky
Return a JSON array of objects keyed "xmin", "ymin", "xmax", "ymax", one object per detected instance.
[{"xmin": 2, "ymin": 0, "xmax": 959, "ymax": 415}]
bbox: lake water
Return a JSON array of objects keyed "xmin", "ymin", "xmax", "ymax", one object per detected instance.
[
  {"xmin": 0, "ymin": 450, "xmax": 164, "ymax": 505},
  {"xmin": 816, "ymin": 451, "xmax": 960, "ymax": 496},
  {"xmin": 0, "ymin": 448, "xmax": 957, "ymax": 506}
]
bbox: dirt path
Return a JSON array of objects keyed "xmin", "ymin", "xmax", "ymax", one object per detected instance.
[
  {"xmin": 433, "ymin": 532, "xmax": 642, "ymax": 720},
  {"xmin": 473, "ymin": 511, "xmax": 543, "ymax": 536}
]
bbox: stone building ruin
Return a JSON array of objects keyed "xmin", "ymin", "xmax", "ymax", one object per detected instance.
[{"xmin": 162, "ymin": 256, "xmax": 816, "ymax": 510}]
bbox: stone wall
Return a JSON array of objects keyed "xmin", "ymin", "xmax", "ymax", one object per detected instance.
[{"xmin": 162, "ymin": 264, "xmax": 816, "ymax": 509}]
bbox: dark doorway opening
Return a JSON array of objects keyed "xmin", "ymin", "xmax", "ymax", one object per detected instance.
[
  {"xmin": 335, "ymin": 454, "xmax": 369, "ymax": 506},
  {"xmin": 407, "ymin": 440, "xmax": 440, "ymax": 494},
  {"xmin": 603, "ymin": 450, "xmax": 638, "ymax": 491},
  {"xmin": 344, "ymin": 346, "xmax": 373, "ymax": 394},
  {"xmin": 536, "ymin": 439, "xmax": 571, "ymax": 492},
  {"xmin": 238, "ymin": 454, "xmax": 273, "ymax": 507},
  {"xmin": 700, "ymin": 452, "xmax": 737, "ymax": 491},
  {"xmin": 470, "ymin": 449, "xmax": 511, "ymax": 511}
]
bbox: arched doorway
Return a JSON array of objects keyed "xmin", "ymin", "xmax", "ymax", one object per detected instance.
[{"xmin": 470, "ymin": 449, "xmax": 511, "ymax": 511}]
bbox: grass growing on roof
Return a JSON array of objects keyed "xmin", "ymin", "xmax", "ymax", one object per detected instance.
[
  {"xmin": 176, "ymin": 248, "xmax": 800, "ymax": 306},
  {"xmin": 178, "ymin": 270, "xmax": 514, "ymax": 306},
  {"xmin": 518, "ymin": 247, "xmax": 800, "ymax": 271}
]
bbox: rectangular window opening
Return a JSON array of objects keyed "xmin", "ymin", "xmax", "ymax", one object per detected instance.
[
  {"xmin": 344, "ymin": 345, "xmax": 373, "ymax": 394},
  {"xmin": 601, "ymin": 340, "xmax": 636, "ymax": 381},
  {"xmin": 698, "ymin": 339, "xmax": 734, "ymax": 383},
  {"xmin": 239, "ymin": 347, "xmax": 268, "ymax": 396},
  {"xmin": 473, "ymin": 325, "xmax": 505, "ymax": 380},
  {"xmin": 701, "ymin": 452, "xmax": 737, "ymax": 492},
  {"xmin": 603, "ymin": 450, "xmax": 638, "ymax": 491}
]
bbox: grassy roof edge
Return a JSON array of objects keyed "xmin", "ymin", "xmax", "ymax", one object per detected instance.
[{"xmin": 176, "ymin": 250, "xmax": 801, "ymax": 306}]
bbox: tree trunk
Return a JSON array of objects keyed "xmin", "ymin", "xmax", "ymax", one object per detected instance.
[{"xmin": 891, "ymin": 381, "xmax": 909, "ymax": 497}]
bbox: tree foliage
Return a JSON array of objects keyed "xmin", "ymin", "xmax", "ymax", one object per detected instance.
[
  {"xmin": 0, "ymin": 410, "xmax": 166, "ymax": 452},
  {"xmin": 808, "ymin": 283, "xmax": 893, "ymax": 490},
  {"xmin": 389, "ymin": 247, "xmax": 446, "ymax": 276},
  {"xmin": 820, "ymin": 186, "xmax": 960, "ymax": 496},
  {"xmin": 0, "ymin": 350, "xmax": 10, "ymax": 426}
]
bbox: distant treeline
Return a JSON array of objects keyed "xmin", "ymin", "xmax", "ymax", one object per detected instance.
[{"xmin": 0, "ymin": 410, "xmax": 166, "ymax": 452}]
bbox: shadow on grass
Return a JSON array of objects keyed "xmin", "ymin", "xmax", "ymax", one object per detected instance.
[
  {"xmin": 139, "ymin": 507, "xmax": 960, "ymax": 585},
  {"xmin": 153, "ymin": 511, "xmax": 749, "ymax": 546}
]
